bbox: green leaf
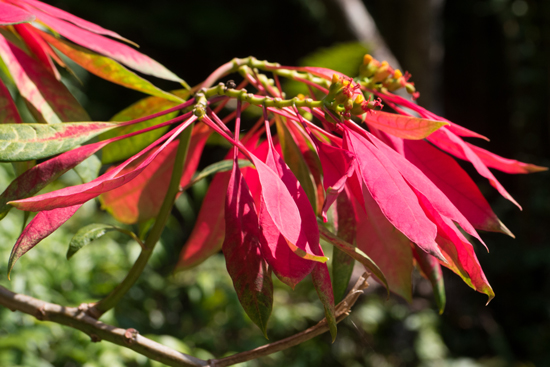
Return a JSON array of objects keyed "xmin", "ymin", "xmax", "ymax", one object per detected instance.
[
  {"xmin": 41, "ymin": 31, "xmax": 184, "ymax": 103},
  {"xmin": 412, "ymin": 246, "xmax": 446, "ymax": 314},
  {"xmin": 99, "ymin": 89, "xmax": 189, "ymax": 164},
  {"xmin": 183, "ymin": 159, "xmax": 252, "ymax": 190},
  {"xmin": 275, "ymin": 118, "xmax": 317, "ymax": 212},
  {"xmin": 312, "ymin": 263, "xmax": 337, "ymax": 342},
  {"xmin": 318, "ymin": 223, "xmax": 389, "ymax": 293},
  {"xmin": 67, "ymin": 223, "xmax": 143, "ymax": 259},
  {"xmin": 0, "ymin": 122, "xmax": 118, "ymax": 161},
  {"xmin": 73, "ymin": 153, "xmax": 101, "ymax": 183},
  {"xmin": 332, "ymin": 192, "xmax": 356, "ymax": 303}
]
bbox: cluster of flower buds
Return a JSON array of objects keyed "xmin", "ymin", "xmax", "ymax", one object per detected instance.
[
  {"xmin": 323, "ymin": 74, "xmax": 383, "ymax": 119},
  {"xmin": 359, "ymin": 54, "xmax": 419, "ymax": 99}
]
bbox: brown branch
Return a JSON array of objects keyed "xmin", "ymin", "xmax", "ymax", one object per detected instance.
[
  {"xmin": 0, "ymin": 285, "xmax": 208, "ymax": 367},
  {"xmin": 0, "ymin": 272, "xmax": 369, "ymax": 367},
  {"xmin": 207, "ymin": 272, "xmax": 370, "ymax": 367}
]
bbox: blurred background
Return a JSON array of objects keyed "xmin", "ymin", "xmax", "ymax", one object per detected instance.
[{"xmin": 0, "ymin": 0, "xmax": 549, "ymax": 366}]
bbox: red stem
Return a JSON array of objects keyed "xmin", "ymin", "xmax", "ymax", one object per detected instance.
[{"xmin": 118, "ymin": 99, "xmax": 195, "ymax": 128}]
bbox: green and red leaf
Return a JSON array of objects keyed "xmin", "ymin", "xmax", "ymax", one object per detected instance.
[
  {"xmin": 8, "ymin": 204, "xmax": 81, "ymax": 278},
  {"xmin": 412, "ymin": 245, "xmax": 446, "ymax": 314},
  {"xmin": 0, "ymin": 35, "xmax": 89, "ymax": 124},
  {"xmin": 9, "ymin": 118, "xmax": 194, "ymax": 211},
  {"xmin": 363, "ymin": 111, "xmax": 448, "ymax": 140},
  {"xmin": 418, "ymin": 194, "xmax": 494, "ymax": 303},
  {"xmin": 331, "ymin": 188, "xmax": 356, "ymax": 303},
  {"xmin": 100, "ymin": 124, "xmax": 210, "ymax": 224},
  {"xmin": 27, "ymin": 6, "xmax": 183, "ymax": 83},
  {"xmin": 41, "ymin": 31, "xmax": 184, "ymax": 102},
  {"xmin": 311, "ymin": 262, "xmax": 337, "ymax": 341},
  {"xmin": 99, "ymin": 89, "xmax": 189, "ymax": 164},
  {"xmin": 0, "ymin": 121, "xmax": 119, "ymax": 161}
]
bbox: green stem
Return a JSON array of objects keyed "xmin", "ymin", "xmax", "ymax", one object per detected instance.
[
  {"xmin": 92, "ymin": 124, "xmax": 194, "ymax": 317},
  {"xmin": 194, "ymin": 83, "xmax": 324, "ymax": 117},
  {"xmin": 198, "ymin": 57, "xmax": 330, "ymax": 90}
]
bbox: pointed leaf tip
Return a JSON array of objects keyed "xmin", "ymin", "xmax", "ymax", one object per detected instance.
[
  {"xmin": 9, "ymin": 205, "xmax": 81, "ymax": 278},
  {"xmin": 312, "ymin": 263, "xmax": 337, "ymax": 342}
]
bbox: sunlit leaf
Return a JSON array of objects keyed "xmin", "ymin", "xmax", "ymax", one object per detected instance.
[
  {"xmin": 428, "ymin": 128, "xmax": 520, "ymax": 208},
  {"xmin": 14, "ymin": 24, "xmax": 60, "ymax": 79},
  {"xmin": 275, "ymin": 118, "xmax": 317, "ymax": 212},
  {"xmin": 344, "ymin": 127, "xmax": 440, "ymax": 258},
  {"xmin": 41, "ymin": 32, "xmax": 184, "ymax": 102},
  {"xmin": 354, "ymin": 186, "xmax": 412, "ymax": 301},
  {"xmin": 100, "ymin": 124, "xmax": 210, "ymax": 224},
  {"xmin": 363, "ymin": 111, "xmax": 448, "ymax": 140},
  {"xmin": 0, "ymin": 35, "xmax": 89, "ymax": 124},
  {"xmin": 377, "ymin": 133, "xmax": 513, "ymax": 236},
  {"xmin": 23, "ymin": 0, "xmax": 134, "ymax": 43},
  {"xmin": 251, "ymin": 140, "xmax": 326, "ymax": 288},
  {"xmin": 0, "ymin": 121, "xmax": 118, "ymax": 161},
  {"xmin": 8, "ymin": 204, "xmax": 81, "ymax": 278},
  {"xmin": 26, "ymin": 6, "xmax": 183, "ymax": 82},
  {"xmin": 99, "ymin": 89, "xmax": 189, "ymax": 164},
  {"xmin": 9, "ymin": 118, "xmax": 194, "ymax": 211},
  {"xmin": 466, "ymin": 142, "xmax": 547, "ymax": 174},
  {"xmin": 419, "ymin": 194, "xmax": 494, "ymax": 303},
  {"xmin": 0, "ymin": 2, "xmax": 35, "ymax": 25},
  {"xmin": 368, "ymin": 129, "xmax": 484, "ymax": 245}
]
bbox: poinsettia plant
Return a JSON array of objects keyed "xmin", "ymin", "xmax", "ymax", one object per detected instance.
[{"xmin": 0, "ymin": 1, "xmax": 546, "ymax": 366}]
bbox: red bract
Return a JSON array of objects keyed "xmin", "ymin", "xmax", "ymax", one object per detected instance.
[
  {"xmin": 99, "ymin": 124, "xmax": 211, "ymax": 224},
  {"xmin": 0, "ymin": 2, "xmax": 34, "ymax": 25},
  {"xmin": 249, "ymin": 136, "xmax": 327, "ymax": 287},
  {"xmin": 3, "ymin": 52, "xmax": 545, "ymax": 339},
  {"xmin": 223, "ymin": 154, "xmax": 273, "ymax": 337},
  {"xmin": 343, "ymin": 125, "xmax": 441, "ymax": 259}
]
